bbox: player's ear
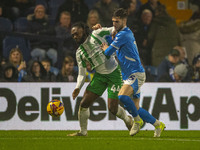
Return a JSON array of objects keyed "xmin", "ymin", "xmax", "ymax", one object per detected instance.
[{"xmin": 123, "ymin": 18, "xmax": 127, "ymax": 24}]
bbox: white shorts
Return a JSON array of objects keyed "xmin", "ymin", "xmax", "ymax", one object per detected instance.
[{"xmin": 124, "ymin": 72, "xmax": 146, "ymax": 98}]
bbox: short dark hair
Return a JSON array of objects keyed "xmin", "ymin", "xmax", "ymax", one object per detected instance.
[
  {"xmin": 169, "ymin": 49, "xmax": 180, "ymax": 56},
  {"xmin": 113, "ymin": 8, "xmax": 128, "ymax": 19},
  {"xmin": 72, "ymin": 22, "xmax": 90, "ymax": 37},
  {"xmin": 60, "ymin": 11, "xmax": 71, "ymax": 19},
  {"xmin": 41, "ymin": 58, "xmax": 52, "ymax": 65}
]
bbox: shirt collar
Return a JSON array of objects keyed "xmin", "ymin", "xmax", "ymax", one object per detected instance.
[{"xmin": 120, "ymin": 26, "xmax": 127, "ymax": 31}]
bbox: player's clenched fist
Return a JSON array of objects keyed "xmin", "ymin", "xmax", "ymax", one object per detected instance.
[{"xmin": 92, "ymin": 24, "xmax": 102, "ymax": 30}]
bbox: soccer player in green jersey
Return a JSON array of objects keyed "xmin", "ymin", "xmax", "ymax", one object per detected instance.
[{"xmin": 67, "ymin": 22, "xmax": 133, "ymax": 136}]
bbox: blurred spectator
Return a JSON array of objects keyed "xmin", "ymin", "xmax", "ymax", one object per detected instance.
[
  {"xmin": 179, "ymin": 0, "xmax": 200, "ymax": 65},
  {"xmin": 22, "ymin": 60, "xmax": 48, "ymax": 82},
  {"xmin": 55, "ymin": 11, "xmax": 72, "ymax": 39},
  {"xmin": 93, "ymin": 0, "xmax": 119, "ymax": 26},
  {"xmin": 190, "ymin": 8, "xmax": 200, "ymax": 21},
  {"xmin": 0, "ymin": 0, "xmax": 35, "ymax": 21},
  {"xmin": 158, "ymin": 63, "xmax": 188, "ymax": 82},
  {"xmin": 41, "ymin": 59, "xmax": 57, "ymax": 82},
  {"xmin": 27, "ymin": 4, "xmax": 49, "ymax": 31},
  {"xmin": 87, "ymin": 9, "xmax": 100, "ymax": 30},
  {"xmin": 173, "ymin": 46, "xmax": 189, "ymax": 66},
  {"xmin": 145, "ymin": 69, "xmax": 156, "ymax": 82},
  {"xmin": 12, "ymin": 0, "xmax": 35, "ymax": 17},
  {"xmin": 134, "ymin": 9, "xmax": 153, "ymax": 65},
  {"xmin": 0, "ymin": 62, "xmax": 18, "ymax": 82},
  {"xmin": 120, "ymin": 0, "xmax": 138, "ymax": 31},
  {"xmin": 190, "ymin": 0, "xmax": 200, "ymax": 21},
  {"xmin": 85, "ymin": 61, "xmax": 95, "ymax": 82},
  {"xmin": 191, "ymin": 54, "xmax": 200, "ymax": 82},
  {"xmin": 55, "ymin": 11, "xmax": 76, "ymax": 59},
  {"xmin": 147, "ymin": 5, "xmax": 181, "ymax": 66},
  {"xmin": 56, "ymin": 0, "xmax": 89, "ymax": 23},
  {"xmin": 27, "ymin": 4, "xmax": 57, "ymax": 65},
  {"xmin": 9, "ymin": 47, "xmax": 27, "ymax": 82},
  {"xmin": 138, "ymin": 0, "xmax": 161, "ymax": 18},
  {"xmin": 0, "ymin": 57, "xmax": 6, "ymax": 80},
  {"xmin": 136, "ymin": 0, "xmax": 142, "ymax": 11},
  {"xmin": 57, "ymin": 56, "xmax": 78, "ymax": 82},
  {"xmin": 156, "ymin": 49, "xmax": 180, "ymax": 81},
  {"xmin": 0, "ymin": 4, "xmax": 3, "ymax": 17},
  {"xmin": 0, "ymin": 57, "xmax": 7, "ymax": 66},
  {"xmin": 117, "ymin": 0, "xmax": 141, "ymax": 11},
  {"xmin": 179, "ymin": 20, "xmax": 200, "ymax": 65}
]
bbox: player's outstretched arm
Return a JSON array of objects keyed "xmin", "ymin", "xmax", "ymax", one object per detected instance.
[
  {"xmin": 101, "ymin": 43, "xmax": 117, "ymax": 56},
  {"xmin": 73, "ymin": 66, "xmax": 86, "ymax": 100}
]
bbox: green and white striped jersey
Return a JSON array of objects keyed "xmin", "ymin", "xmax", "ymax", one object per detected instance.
[{"xmin": 76, "ymin": 27, "xmax": 118, "ymax": 74}]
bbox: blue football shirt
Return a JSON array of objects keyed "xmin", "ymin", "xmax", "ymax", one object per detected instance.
[{"xmin": 104, "ymin": 27, "xmax": 145, "ymax": 80}]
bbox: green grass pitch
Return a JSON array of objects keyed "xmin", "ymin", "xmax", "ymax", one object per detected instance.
[{"xmin": 0, "ymin": 130, "xmax": 199, "ymax": 150}]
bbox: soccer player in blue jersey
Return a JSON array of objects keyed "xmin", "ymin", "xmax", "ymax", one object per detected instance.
[{"xmin": 101, "ymin": 8, "xmax": 165, "ymax": 137}]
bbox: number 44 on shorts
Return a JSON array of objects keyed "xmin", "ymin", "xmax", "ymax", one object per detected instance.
[{"xmin": 111, "ymin": 85, "xmax": 120, "ymax": 93}]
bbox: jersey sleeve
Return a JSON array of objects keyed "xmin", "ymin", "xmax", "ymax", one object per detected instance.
[
  {"xmin": 93, "ymin": 27, "xmax": 114, "ymax": 36},
  {"xmin": 76, "ymin": 48, "xmax": 87, "ymax": 68},
  {"xmin": 104, "ymin": 31, "xmax": 127, "ymax": 56},
  {"xmin": 75, "ymin": 66, "xmax": 87, "ymax": 89},
  {"xmin": 106, "ymin": 27, "xmax": 115, "ymax": 34},
  {"xmin": 111, "ymin": 31, "xmax": 127, "ymax": 50},
  {"xmin": 75, "ymin": 49, "xmax": 87, "ymax": 90}
]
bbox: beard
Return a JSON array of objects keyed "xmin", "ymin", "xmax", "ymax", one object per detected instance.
[
  {"xmin": 76, "ymin": 34, "xmax": 87, "ymax": 45},
  {"xmin": 115, "ymin": 25, "xmax": 123, "ymax": 32}
]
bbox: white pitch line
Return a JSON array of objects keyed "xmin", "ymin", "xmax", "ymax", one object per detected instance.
[
  {"xmin": 0, "ymin": 137, "xmax": 199, "ymax": 142},
  {"xmin": 134, "ymin": 138, "xmax": 200, "ymax": 142}
]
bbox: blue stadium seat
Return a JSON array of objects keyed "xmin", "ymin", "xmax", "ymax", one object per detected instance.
[
  {"xmin": 48, "ymin": 0, "xmax": 65, "ymax": 20},
  {"xmin": 35, "ymin": 0, "xmax": 65, "ymax": 21},
  {"xmin": 84, "ymin": 0, "xmax": 99, "ymax": 9},
  {"xmin": 0, "ymin": 17, "xmax": 13, "ymax": 32},
  {"xmin": 14, "ymin": 17, "xmax": 28, "ymax": 32},
  {"xmin": 3, "ymin": 36, "xmax": 31, "ymax": 62},
  {"xmin": 35, "ymin": 0, "xmax": 48, "ymax": 8}
]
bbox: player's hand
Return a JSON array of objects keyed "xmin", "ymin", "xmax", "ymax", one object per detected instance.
[
  {"xmin": 72, "ymin": 88, "xmax": 80, "ymax": 100},
  {"xmin": 92, "ymin": 24, "xmax": 102, "ymax": 30},
  {"xmin": 101, "ymin": 43, "xmax": 109, "ymax": 51},
  {"xmin": 112, "ymin": 30, "xmax": 117, "ymax": 40}
]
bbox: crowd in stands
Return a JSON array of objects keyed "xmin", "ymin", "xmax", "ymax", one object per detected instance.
[{"xmin": 0, "ymin": 0, "xmax": 200, "ymax": 83}]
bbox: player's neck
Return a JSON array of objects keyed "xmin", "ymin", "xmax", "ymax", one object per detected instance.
[{"xmin": 118, "ymin": 26, "xmax": 127, "ymax": 32}]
